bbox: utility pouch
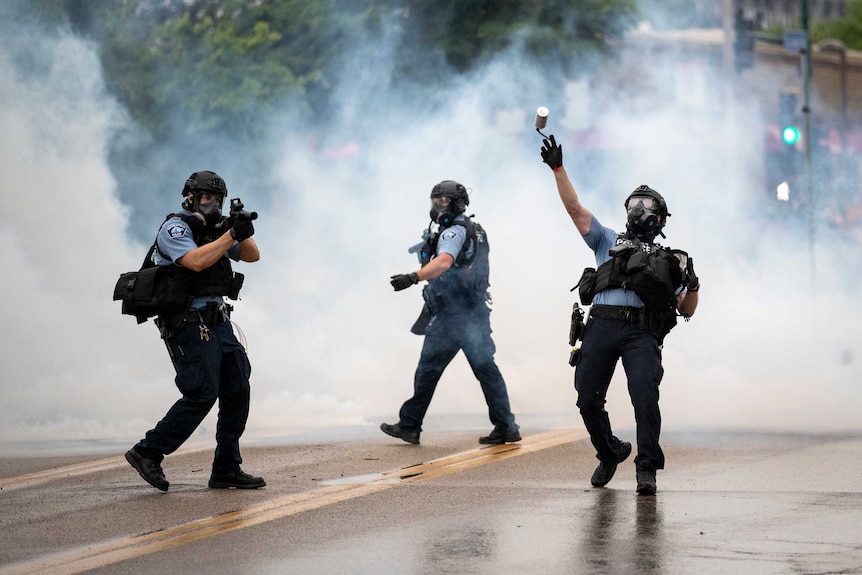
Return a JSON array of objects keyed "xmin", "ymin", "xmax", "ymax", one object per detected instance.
[
  {"xmin": 113, "ymin": 265, "xmax": 189, "ymax": 324},
  {"xmin": 575, "ymin": 267, "xmax": 597, "ymax": 306},
  {"xmin": 625, "ymin": 250, "xmax": 650, "ymax": 274},
  {"xmin": 227, "ymin": 271, "xmax": 245, "ymax": 301}
]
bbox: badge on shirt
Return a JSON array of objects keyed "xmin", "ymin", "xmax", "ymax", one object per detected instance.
[{"xmin": 166, "ymin": 223, "xmax": 188, "ymax": 239}]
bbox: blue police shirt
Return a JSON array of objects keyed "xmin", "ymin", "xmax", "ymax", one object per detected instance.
[
  {"xmin": 152, "ymin": 213, "xmax": 241, "ymax": 310},
  {"xmin": 435, "ymin": 216, "xmax": 474, "ymax": 261}
]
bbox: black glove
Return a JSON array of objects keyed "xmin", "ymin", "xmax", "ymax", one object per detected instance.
[
  {"xmin": 685, "ymin": 257, "xmax": 699, "ymax": 291},
  {"xmin": 390, "ymin": 272, "xmax": 419, "ymax": 291},
  {"xmin": 230, "ymin": 218, "xmax": 255, "ymax": 241},
  {"xmin": 540, "ymin": 135, "xmax": 563, "ymax": 171}
]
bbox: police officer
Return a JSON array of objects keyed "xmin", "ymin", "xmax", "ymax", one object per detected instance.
[
  {"xmin": 381, "ymin": 180, "xmax": 521, "ymax": 445},
  {"xmin": 125, "ymin": 170, "xmax": 265, "ymax": 491},
  {"xmin": 540, "ymin": 136, "xmax": 699, "ymax": 495}
]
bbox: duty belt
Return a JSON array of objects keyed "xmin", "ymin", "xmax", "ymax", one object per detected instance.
[
  {"xmin": 589, "ymin": 304, "xmax": 644, "ymax": 324},
  {"xmin": 190, "ymin": 302, "xmax": 231, "ymax": 326}
]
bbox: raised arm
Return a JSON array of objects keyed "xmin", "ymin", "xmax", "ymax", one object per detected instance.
[{"xmin": 541, "ymin": 135, "xmax": 593, "ymax": 235}]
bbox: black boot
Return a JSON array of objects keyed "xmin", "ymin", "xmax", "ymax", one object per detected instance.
[
  {"xmin": 590, "ymin": 441, "xmax": 632, "ymax": 487},
  {"xmin": 125, "ymin": 449, "xmax": 169, "ymax": 492},
  {"xmin": 380, "ymin": 422, "xmax": 420, "ymax": 444},
  {"xmin": 636, "ymin": 461, "xmax": 657, "ymax": 496},
  {"xmin": 208, "ymin": 468, "xmax": 266, "ymax": 489}
]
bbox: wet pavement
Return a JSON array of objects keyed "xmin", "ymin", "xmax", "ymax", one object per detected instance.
[{"xmin": 1, "ymin": 428, "xmax": 861, "ymax": 574}]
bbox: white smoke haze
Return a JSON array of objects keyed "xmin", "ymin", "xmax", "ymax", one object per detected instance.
[{"xmin": 1, "ymin": 7, "xmax": 860, "ymax": 456}]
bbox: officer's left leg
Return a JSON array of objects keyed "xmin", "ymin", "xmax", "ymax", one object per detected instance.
[
  {"xmin": 399, "ymin": 328, "xmax": 460, "ymax": 430},
  {"xmin": 620, "ymin": 326, "xmax": 665, "ymax": 470},
  {"xmin": 212, "ymin": 322, "xmax": 251, "ymax": 474},
  {"xmin": 136, "ymin": 322, "xmax": 221, "ymax": 460},
  {"xmin": 461, "ymin": 313, "xmax": 516, "ymax": 431}
]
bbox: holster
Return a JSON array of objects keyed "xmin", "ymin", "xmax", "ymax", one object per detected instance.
[{"xmin": 410, "ymin": 304, "xmax": 433, "ymax": 335}]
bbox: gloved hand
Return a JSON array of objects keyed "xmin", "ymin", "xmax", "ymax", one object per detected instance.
[
  {"xmin": 685, "ymin": 257, "xmax": 699, "ymax": 291},
  {"xmin": 390, "ymin": 272, "xmax": 419, "ymax": 291},
  {"xmin": 540, "ymin": 135, "xmax": 563, "ymax": 171},
  {"xmin": 230, "ymin": 218, "xmax": 255, "ymax": 241}
]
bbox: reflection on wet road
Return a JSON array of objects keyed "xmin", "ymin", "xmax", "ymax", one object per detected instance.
[{"xmin": 1, "ymin": 430, "xmax": 861, "ymax": 574}]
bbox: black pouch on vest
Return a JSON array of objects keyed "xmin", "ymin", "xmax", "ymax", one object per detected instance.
[
  {"xmin": 226, "ymin": 271, "xmax": 245, "ymax": 301},
  {"xmin": 113, "ymin": 266, "xmax": 188, "ymax": 323},
  {"xmin": 575, "ymin": 267, "xmax": 597, "ymax": 305}
]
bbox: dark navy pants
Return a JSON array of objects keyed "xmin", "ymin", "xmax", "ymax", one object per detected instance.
[
  {"xmin": 399, "ymin": 306, "xmax": 517, "ymax": 432},
  {"xmin": 575, "ymin": 316, "xmax": 665, "ymax": 469},
  {"xmin": 135, "ymin": 319, "xmax": 251, "ymax": 473}
]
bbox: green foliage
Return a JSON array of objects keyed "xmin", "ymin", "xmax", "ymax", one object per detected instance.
[
  {"xmin": 812, "ymin": 0, "xmax": 862, "ymax": 51},
  {"xmin": 388, "ymin": 0, "xmax": 637, "ymax": 73},
  {"xmin": 32, "ymin": 0, "xmax": 638, "ymax": 142},
  {"xmin": 21, "ymin": 0, "xmax": 639, "ymax": 237}
]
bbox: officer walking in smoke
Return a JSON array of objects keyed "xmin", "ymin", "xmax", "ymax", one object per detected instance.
[
  {"xmin": 540, "ymin": 136, "xmax": 699, "ymax": 495},
  {"xmin": 125, "ymin": 171, "xmax": 266, "ymax": 491},
  {"xmin": 381, "ymin": 180, "xmax": 521, "ymax": 445}
]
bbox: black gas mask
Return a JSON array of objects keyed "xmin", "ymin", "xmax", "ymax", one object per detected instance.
[
  {"xmin": 429, "ymin": 196, "xmax": 460, "ymax": 227},
  {"xmin": 180, "ymin": 170, "xmax": 228, "ymax": 227},
  {"xmin": 429, "ymin": 180, "xmax": 468, "ymax": 228},
  {"xmin": 624, "ymin": 185, "xmax": 669, "ymax": 239},
  {"xmin": 192, "ymin": 192, "xmax": 225, "ymax": 225},
  {"xmin": 626, "ymin": 196, "xmax": 660, "ymax": 235}
]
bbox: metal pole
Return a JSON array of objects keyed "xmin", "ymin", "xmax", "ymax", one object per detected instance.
[{"xmin": 801, "ymin": 0, "xmax": 815, "ymax": 293}]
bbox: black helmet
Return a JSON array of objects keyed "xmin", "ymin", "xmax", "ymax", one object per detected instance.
[
  {"xmin": 181, "ymin": 170, "xmax": 228, "ymax": 224},
  {"xmin": 624, "ymin": 184, "xmax": 670, "ymax": 238},
  {"xmin": 429, "ymin": 180, "xmax": 469, "ymax": 227}
]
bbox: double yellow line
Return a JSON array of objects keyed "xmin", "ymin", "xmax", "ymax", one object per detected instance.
[{"xmin": 2, "ymin": 429, "xmax": 582, "ymax": 575}]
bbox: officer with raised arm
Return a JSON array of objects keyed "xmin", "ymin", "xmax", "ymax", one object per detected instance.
[{"xmin": 540, "ymin": 136, "xmax": 699, "ymax": 495}]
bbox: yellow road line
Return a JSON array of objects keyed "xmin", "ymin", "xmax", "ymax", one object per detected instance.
[
  {"xmin": 0, "ymin": 457, "xmax": 126, "ymax": 492},
  {"xmin": 1, "ymin": 429, "xmax": 584, "ymax": 575}
]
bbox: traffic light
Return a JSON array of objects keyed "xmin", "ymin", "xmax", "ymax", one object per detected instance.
[
  {"xmin": 782, "ymin": 125, "xmax": 801, "ymax": 145},
  {"xmin": 779, "ymin": 91, "xmax": 801, "ymax": 147}
]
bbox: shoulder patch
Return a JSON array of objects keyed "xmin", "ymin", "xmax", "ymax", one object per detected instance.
[
  {"xmin": 166, "ymin": 222, "xmax": 188, "ymax": 239},
  {"xmin": 441, "ymin": 229, "xmax": 459, "ymax": 241}
]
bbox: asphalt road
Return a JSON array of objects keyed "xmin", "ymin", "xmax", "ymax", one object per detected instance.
[{"xmin": 1, "ymin": 427, "xmax": 861, "ymax": 575}]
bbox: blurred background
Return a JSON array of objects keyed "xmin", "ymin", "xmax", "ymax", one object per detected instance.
[{"xmin": 1, "ymin": 0, "xmax": 860, "ymax": 456}]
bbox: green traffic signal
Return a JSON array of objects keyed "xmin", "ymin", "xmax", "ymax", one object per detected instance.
[{"xmin": 782, "ymin": 125, "xmax": 800, "ymax": 145}]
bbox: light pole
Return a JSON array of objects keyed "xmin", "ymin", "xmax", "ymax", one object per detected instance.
[{"xmin": 801, "ymin": 0, "xmax": 815, "ymax": 293}]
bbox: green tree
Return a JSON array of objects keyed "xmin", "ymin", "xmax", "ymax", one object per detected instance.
[
  {"xmin": 24, "ymin": 0, "xmax": 639, "ymax": 237},
  {"xmin": 378, "ymin": 0, "xmax": 637, "ymax": 73},
  {"xmin": 813, "ymin": 0, "xmax": 862, "ymax": 50}
]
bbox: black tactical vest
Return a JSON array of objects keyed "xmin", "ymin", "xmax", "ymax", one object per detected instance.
[{"xmin": 158, "ymin": 213, "xmax": 242, "ymax": 299}]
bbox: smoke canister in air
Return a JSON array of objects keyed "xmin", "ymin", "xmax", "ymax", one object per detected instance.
[{"xmin": 535, "ymin": 106, "xmax": 549, "ymax": 130}]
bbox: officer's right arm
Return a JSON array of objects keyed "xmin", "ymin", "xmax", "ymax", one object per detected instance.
[
  {"xmin": 176, "ymin": 232, "xmax": 237, "ymax": 272},
  {"xmin": 553, "ymin": 166, "xmax": 593, "ymax": 235},
  {"xmin": 416, "ymin": 253, "xmax": 454, "ymax": 281}
]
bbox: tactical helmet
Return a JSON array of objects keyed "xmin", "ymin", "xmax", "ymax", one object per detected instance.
[
  {"xmin": 181, "ymin": 170, "xmax": 228, "ymax": 224},
  {"xmin": 624, "ymin": 184, "xmax": 670, "ymax": 237},
  {"xmin": 429, "ymin": 180, "xmax": 469, "ymax": 227}
]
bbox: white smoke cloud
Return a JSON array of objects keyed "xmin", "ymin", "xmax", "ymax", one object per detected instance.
[{"xmin": 1, "ymin": 7, "xmax": 859, "ymax": 456}]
